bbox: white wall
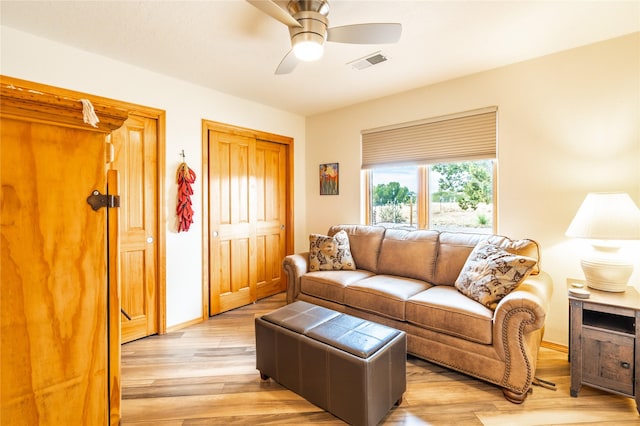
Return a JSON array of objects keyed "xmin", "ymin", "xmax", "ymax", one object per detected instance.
[
  {"xmin": 3, "ymin": 24, "xmax": 638, "ymax": 346},
  {"xmin": 0, "ymin": 26, "xmax": 307, "ymax": 329},
  {"xmin": 305, "ymin": 33, "xmax": 640, "ymax": 346}
]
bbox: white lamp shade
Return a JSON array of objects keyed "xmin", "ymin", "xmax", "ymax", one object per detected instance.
[{"xmin": 566, "ymin": 192, "xmax": 640, "ymax": 240}]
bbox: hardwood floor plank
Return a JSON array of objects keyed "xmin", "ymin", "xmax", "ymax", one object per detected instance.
[
  {"xmin": 477, "ymin": 402, "xmax": 640, "ymax": 426},
  {"xmin": 123, "ymin": 390, "xmax": 324, "ymax": 422},
  {"xmin": 121, "ymin": 292, "xmax": 640, "ymax": 425}
]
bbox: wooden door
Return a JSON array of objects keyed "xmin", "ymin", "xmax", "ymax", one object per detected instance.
[
  {"xmin": 112, "ymin": 115, "xmax": 158, "ymax": 343},
  {"xmin": 0, "ymin": 98, "xmax": 126, "ymax": 425},
  {"xmin": 255, "ymin": 140, "xmax": 287, "ymax": 299},
  {"xmin": 208, "ymin": 131, "xmax": 257, "ymax": 314},
  {"xmin": 206, "ymin": 125, "xmax": 291, "ymax": 316}
]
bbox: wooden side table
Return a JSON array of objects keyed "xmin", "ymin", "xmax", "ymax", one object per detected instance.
[{"xmin": 568, "ymin": 279, "xmax": 640, "ymax": 414}]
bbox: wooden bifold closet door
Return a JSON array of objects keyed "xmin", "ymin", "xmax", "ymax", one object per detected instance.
[{"xmin": 204, "ymin": 122, "xmax": 293, "ymax": 316}]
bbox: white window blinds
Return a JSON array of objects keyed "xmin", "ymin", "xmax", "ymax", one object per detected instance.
[{"xmin": 361, "ymin": 107, "xmax": 497, "ymax": 169}]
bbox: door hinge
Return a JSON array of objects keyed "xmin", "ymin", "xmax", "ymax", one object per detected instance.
[{"xmin": 87, "ymin": 190, "xmax": 120, "ymax": 211}]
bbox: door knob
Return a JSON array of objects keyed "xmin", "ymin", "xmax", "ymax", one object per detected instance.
[{"xmin": 146, "ymin": 236, "xmax": 154, "ymax": 243}]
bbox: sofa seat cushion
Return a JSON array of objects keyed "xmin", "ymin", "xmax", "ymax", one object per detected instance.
[
  {"xmin": 344, "ymin": 275, "xmax": 432, "ymax": 321},
  {"xmin": 406, "ymin": 286, "xmax": 494, "ymax": 344},
  {"xmin": 301, "ymin": 270, "xmax": 375, "ymax": 304}
]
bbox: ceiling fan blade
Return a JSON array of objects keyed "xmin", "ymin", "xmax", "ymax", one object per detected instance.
[
  {"xmin": 275, "ymin": 50, "xmax": 300, "ymax": 75},
  {"xmin": 246, "ymin": 0, "xmax": 302, "ymax": 28},
  {"xmin": 327, "ymin": 23, "xmax": 402, "ymax": 44}
]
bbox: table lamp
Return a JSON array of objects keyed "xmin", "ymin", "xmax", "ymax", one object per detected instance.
[{"xmin": 565, "ymin": 192, "xmax": 640, "ymax": 292}]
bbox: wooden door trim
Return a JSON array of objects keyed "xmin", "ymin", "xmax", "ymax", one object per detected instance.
[
  {"xmin": 0, "ymin": 75, "xmax": 129, "ymax": 131},
  {"xmin": 201, "ymin": 119, "xmax": 294, "ymax": 320},
  {"xmin": 0, "ymin": 76, "xmax": 168, "ymax": 336},
  {"xmin": 107, "ymin": 169, "xmax": 121, "ymax": 425}
]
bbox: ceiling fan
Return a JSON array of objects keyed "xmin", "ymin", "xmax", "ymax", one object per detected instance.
[{"xmin": 247, "ymin": 0, "xmax": 402, "ymax": 74}]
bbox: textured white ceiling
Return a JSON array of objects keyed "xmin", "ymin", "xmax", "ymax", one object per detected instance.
[{"xmin": 1, "ymin": 0, "xmax": 638, "ymax": 116}]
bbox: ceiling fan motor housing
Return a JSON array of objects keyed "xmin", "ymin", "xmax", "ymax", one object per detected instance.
[
  {"xmin": 288, "ymin": 0, "xmax": 329, "ymax": 53},
  {"xmin": 287, "ymin": 0, "xmax": 329, "ymax": 16}
]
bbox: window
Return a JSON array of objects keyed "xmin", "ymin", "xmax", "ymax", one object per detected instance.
[
  {"xmin": 428, "ymin": 160, "xmax": 494, "ymax": 232},
  {"xmin": 362, "ymin": 107, "xmax": 497, "ymax": 233},
  {"xmin": 370, "ymin": 165, "xmax": 419, "ymax": 229},
  {"xmin": 367, "ymin": 161, "xmax": 494, "ymax": 232}
]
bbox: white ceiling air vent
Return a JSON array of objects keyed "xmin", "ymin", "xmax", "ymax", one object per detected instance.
[{"xmin": 348, "ymin": 51, "xmax": 389, "ymax": 70}]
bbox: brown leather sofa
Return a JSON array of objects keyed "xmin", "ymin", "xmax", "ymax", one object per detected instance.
[{"xmin": 283, "ymin": 224, "xmax": 554, "ymax": 403}]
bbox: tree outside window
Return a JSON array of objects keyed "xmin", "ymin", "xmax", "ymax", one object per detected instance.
[{"xmin": 371, "ymin": 166, "xmax": 418, "ymax": 228}]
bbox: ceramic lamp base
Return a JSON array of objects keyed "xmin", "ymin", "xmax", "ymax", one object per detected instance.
[{"xmin": 581, "ymin": 256, "xmax": 632, "ymax": 292}]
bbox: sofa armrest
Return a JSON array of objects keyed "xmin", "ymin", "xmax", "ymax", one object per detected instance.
[
  {"xmin": 494, "ymin": 272, "xmax": 553, "ymax": 335},
  {"xmin": 283, "ymin": 252, "xmax": 309, "ymax": 303},
  {"xmin": 492, "ymin": 271, "xmax": 554, "ymax": 392},
  {"xmin": 494, "ymin": 271, "xmax": 553, "ymax": 334}
]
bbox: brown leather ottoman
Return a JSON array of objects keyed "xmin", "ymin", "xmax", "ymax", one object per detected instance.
[{"xmin": 255, "ymin": 301, "xmax": 406, "ymax": 426}]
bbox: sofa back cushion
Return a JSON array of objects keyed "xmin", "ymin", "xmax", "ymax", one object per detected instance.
[
  {"xmin": 376, "ymin": 229, "xmax": 440, "ymax": 282},
  {"xmin": 433, "ymin": 232, "xmax": 541, "ymax": 286},
  {"xmin": 328, "ymin": 225, "xmax": 386, "ymax": 273}
]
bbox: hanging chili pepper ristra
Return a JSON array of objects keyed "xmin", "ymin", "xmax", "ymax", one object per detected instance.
[{"xmin": 176, "ymin": 152, "xmax": 196, "ymax": 232}]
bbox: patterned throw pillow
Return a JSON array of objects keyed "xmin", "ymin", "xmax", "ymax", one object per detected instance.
[
  {"xmin": 454, "ymin": 241, "xmax": 537, "ymax": 310},
  {"xmin": 309, "ymin": 230, "xmax": 356, "ymax": 271}
]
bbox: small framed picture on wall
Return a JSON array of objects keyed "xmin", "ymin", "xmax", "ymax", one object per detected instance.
[{"xmin": 319, "ymin": 163, "xmax": 339, "ymax": 195}]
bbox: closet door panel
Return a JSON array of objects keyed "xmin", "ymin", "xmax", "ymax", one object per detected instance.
[
  {"xmin": 208, "ymin": 131, "xmax": 256, "ymax": 314},
  {"xmin": 255, "ymin": 141, "xmax": 287, "ymax": 299}
]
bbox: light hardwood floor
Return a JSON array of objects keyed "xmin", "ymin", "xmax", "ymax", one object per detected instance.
[{"xmin": 121, "ymin": 292, "xmax": 640, "ymax": 425}]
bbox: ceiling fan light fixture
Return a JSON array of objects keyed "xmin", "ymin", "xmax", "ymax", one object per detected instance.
[
  {"xmin": 250, "ymin": 0, "xmax": 402, "ymax": 74},
  {"xmin": 292, "ymin": 33, "xmax": 324, "ymax": 61}
]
